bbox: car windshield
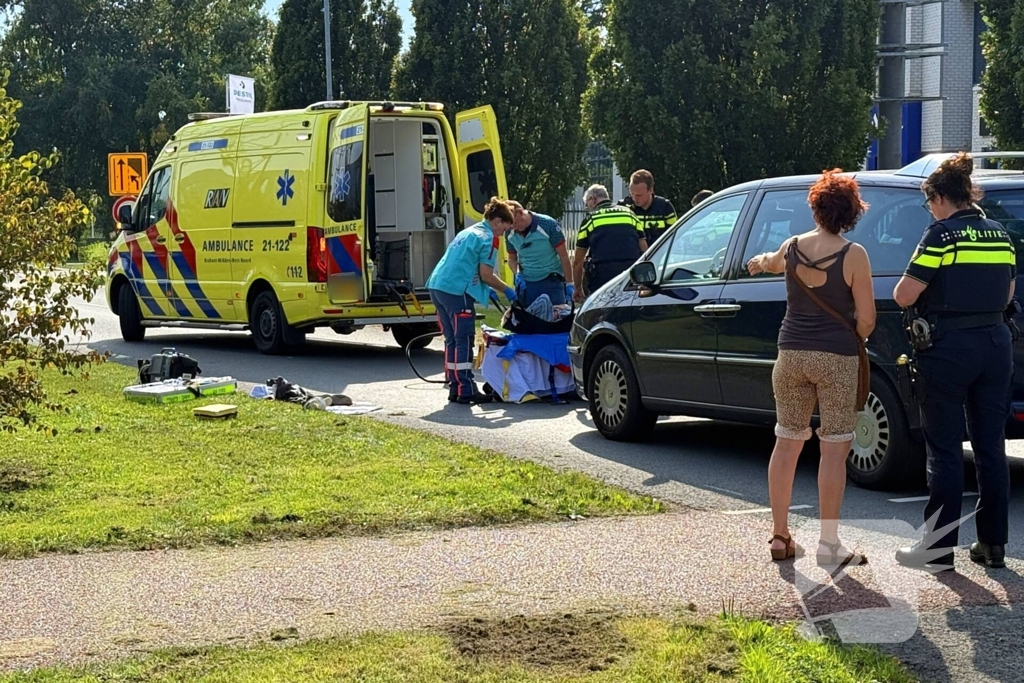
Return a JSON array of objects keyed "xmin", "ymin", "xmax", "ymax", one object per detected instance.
[
  {"xmin": 979, "ymin": 190, "xmax": 1024, "ymax": 273},
  {"xmin": 741, "ymin": 186, "xmax": 933, "ymax": 277}
]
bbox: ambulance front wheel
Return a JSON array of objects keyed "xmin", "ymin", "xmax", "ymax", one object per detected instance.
[
  {"xmin": 118, "ymin": 284, "xmax": 146, "ymax": 342},
  {"xmin": 250, "ymin": 290, "xmax": 300, "ymax": 355}
]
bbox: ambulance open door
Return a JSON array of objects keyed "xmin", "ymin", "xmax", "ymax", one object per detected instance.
[
  {"xmin": 324, "ymin": 104, "xmax": 370, "ymax": 304},
  {"xmin": 455, "ymin": 105, "xmax": 510, "ymax": 280}
]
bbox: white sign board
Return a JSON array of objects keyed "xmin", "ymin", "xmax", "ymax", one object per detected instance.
[{"xmin": 226, "ymin": 74, "xmax": 255, "ymax": 115}]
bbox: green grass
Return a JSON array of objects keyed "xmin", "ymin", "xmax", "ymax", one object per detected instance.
[
  {"xmin": 0, "ymin": 615, "xmax": 916, "ymax": 682},
  {"xmin": 0, "ymin": 363, "xmax": 660, "ymax": 558},
  {"xmin": 478, "ymin": 304, "xmax": 505, "ymax": 330}
]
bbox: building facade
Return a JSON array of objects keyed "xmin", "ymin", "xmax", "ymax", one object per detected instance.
[{"xmin": 870, "ymin": 0, "xmax": 994, "ymax": 169}]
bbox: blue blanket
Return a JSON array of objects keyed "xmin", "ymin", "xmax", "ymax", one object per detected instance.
[{"xmin": 495, "ymin": 332, "xmax": 571, "ymax": 369}]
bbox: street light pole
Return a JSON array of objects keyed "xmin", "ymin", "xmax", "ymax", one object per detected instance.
[{"xmin": 323, "ymin": 0, "xmax": 333, "ymax": 100}]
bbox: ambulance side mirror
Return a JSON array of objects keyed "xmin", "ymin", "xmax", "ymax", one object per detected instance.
[{"xmin": 117, "ymin": 204, "xmax": 133, "ymax": 228}]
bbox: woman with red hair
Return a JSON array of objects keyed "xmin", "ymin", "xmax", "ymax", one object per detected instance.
[{"xmin": 747, "ymin": 170, "xmax": 876, "ymax": 566}]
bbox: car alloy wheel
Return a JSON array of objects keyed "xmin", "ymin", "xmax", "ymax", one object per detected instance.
[
  {"xmin": 594, "ymin": 359, "xmax": 628, "ymax": 428},
  {"xmin": 848, "ymin": 392, "xmax": 890, "ymax": 474}
]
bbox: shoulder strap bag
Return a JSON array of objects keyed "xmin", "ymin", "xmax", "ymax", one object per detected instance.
[{"xmin": 786, "ymin": 240, "xmax": 870, "ymax": 409}]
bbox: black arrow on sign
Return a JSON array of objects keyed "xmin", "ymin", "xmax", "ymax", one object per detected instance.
[{"xmin": 117, "ymin": 159, "xmax": 125, "ymax": 190}]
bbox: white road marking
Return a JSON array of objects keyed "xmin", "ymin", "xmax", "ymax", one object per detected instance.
[
  {"xmin": 707, "ymin": 485, "xmax": 744, "ymax": 496},
  {"xmin": 888, "ymin": 492, "xmax": 980, "ymax": 503},
  {"xmin": 722, "ymin": 504, "xmax": 812, "ymax": 516}
]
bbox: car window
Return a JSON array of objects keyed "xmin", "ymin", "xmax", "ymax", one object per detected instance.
[
  {"xmin": 740, "ymin": 186, "xmax": 932, "ymax": 277},
  {"xmin": 979, "ymin": 190, "xmax": 1024, "ymax": 273},
  {"xmin": 660, "ymin": 193, "xmax": 747, "ymax": 283}
]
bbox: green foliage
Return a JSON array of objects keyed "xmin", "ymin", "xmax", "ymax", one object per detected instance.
[
  {"xmin": 585, "ymin": 0, "xmax": 880, "ymax": 204},
  {"xmin": 1, "ymin": 0, "xmax": 273, "ymax": 230},
  {"xmin": 397, "ymin": 0, "xmax": 592, "ymax": 217},
  {"xmin": 270, "ymin": 0, "xmax": 402, "ymax": 109},
  {"xmin": 979, "ymin": 1, "xmax": 1024, "ymax": 156},
  {"xmin": 0, "ymin": 71, "xmax": 101, "ymax": 432}
]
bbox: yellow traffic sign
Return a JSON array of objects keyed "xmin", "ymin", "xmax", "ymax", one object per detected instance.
[{"xmin": 108, "ymin": 153, "xmax": 148, "ymax": 196}]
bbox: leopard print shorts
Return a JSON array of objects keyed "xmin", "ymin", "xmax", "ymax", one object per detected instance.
[{"xmin": 772, "ymin": 349, "xmax": 860, "ymax": 443}]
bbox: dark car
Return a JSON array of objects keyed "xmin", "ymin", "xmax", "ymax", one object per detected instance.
[{"xmin": 569, "ymin": 154, "xmax": 1024, "ymax": 490}]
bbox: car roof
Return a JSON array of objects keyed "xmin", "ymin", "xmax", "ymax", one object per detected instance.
[{"xmin": 717, "ymin": 156, "xmax": 1024, "ymax": 197}]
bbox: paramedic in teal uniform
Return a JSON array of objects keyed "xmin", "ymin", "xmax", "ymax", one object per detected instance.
[
  {"xmin": 507, "ymin": 201, "xmax": 574, "ymax": 307},
  {"xmin": 426, "ymin": 197, "xmax": 517, "ymax": 405}
]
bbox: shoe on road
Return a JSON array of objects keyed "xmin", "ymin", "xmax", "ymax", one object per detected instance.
[
  {"xmin": 969, "ymin": 542, "xmax": 1006, "ymax": 569},
  {"xmin": 456, "ymin": 391, "xmax": 493, "ymax": 405},
  {"xmin": 896, "ymin": 541, "xmax": 955, "ymax": 572}
]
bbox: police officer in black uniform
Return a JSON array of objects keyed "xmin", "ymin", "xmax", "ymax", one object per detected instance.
[
  {"xmin": 894, "ymin": 153, "xmax": 1016, "ymax": 571},
  {"xmin": 618, "ymin": 169, "xmax": 678, "ymax": 244},
  {"xmin": 573, "ymin": 184, "xmax": 649, "ymax": 302}
]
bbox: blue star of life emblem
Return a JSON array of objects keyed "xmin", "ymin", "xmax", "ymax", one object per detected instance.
[
  {"xmin": 276, "ymin": 170, "xmax": 295, "ymax": 206},
  {"xmin": 332, "ymin": 168, "xmax": 352, "ymax": 202}
]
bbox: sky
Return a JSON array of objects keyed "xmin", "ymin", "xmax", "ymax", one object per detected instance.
[{"xmin": 263, "ymin": 0, "xmax": 415, "ymax": 48}]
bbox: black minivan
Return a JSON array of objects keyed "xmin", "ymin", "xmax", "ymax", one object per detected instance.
[{"xmin": 568, "ymin": 155, "xmax": 1024, "ymax": 490}]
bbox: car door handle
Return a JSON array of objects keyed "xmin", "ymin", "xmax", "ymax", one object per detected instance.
[
  {"xmin": 155, "ymin": 236, "xmax": 167, "ymax": 244},
  {"xmin": 695, "ymin": 303, "xmax": 742, "ymax": 317},
  {"xmin": 173, "ymin": 233, "xmax": 186, "ymax": 243}
]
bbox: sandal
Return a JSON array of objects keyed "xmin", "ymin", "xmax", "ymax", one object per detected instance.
[
  {"xmin": 816, "ymin": 539, "xmax": 867, "ymax": 567},
  {"xmin": 770, "ymin": 534, "xmax": 803, "ymax": 561}
]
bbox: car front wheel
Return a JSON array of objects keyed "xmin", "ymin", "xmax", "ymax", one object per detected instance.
[
  {"xmin": 846, "ymin": 370, "xmax": 925, "ymax": 490},
  {"xmin": 588, "ymin": 344, "xmax": 658, "ymax": 441}
]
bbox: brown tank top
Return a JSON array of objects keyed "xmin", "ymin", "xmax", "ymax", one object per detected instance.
[{"xmin": 778, "ymin": 239, "xmax": 859, "ymax": 356}]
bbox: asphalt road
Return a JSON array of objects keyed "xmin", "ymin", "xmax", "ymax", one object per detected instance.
[
  {"xmin": 72, "ymin": 289, "xmax": 1024, "ymax": 540},
  {"xmin": 68, "ymin": 291, "xmax": 1024, "ymax": 682}
]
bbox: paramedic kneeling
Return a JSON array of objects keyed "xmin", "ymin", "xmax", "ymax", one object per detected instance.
[
  {"xmin": 893, "ymin": 153, "xmax": 1016, "ymax": 572},
  {"xmin": 426, "ymin": 197, "xmax": 517, "ymax": 405},
  {"xmin": 507, "ymin": 201, "xmax": 574, "ymax": 307}
]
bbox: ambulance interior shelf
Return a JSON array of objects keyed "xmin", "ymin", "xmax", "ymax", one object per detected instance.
[{"xmin": 369, "ymin": 118, "xmax": 455, "ymax": 299}]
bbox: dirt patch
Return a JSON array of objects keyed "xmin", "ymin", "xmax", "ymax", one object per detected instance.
[
  {"xmin": 0, "ymin": 461, "xmax": 48, "ymax": 493},
  {"xmin": 443, "ymin": 612, "xmax": 630, "ymax": 674}
]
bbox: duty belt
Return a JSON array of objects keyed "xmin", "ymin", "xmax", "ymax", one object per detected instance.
[{"xmin": 933, "ymin": 312, "xmax": 1004, "ymax": 333}]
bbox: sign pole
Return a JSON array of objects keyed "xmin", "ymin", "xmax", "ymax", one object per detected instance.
[{"xmin": 323, "ymin": 0, "xmax": 333, "ymax": 100}]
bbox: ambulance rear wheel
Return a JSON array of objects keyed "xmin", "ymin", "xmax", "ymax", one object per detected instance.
[
  {"xmin": 392, "ymin": 323, "xmax": 437, "ymax": 351},
  {"xmin": 250, "ymin": 291, "xmax": 289, "ymax": 355},
  {"xmin": 118, "ymin": 284, "xmax": 146, "ymax": 342}
]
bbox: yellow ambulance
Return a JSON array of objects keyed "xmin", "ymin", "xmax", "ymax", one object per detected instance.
[{"xmin": 105, "ymin": 101, "xmax": 508, "ymax": 353}]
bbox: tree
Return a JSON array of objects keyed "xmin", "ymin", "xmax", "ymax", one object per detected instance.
[
  {"xmin": 979, "ymin": 1, "xmax": 1024, "ymax": 154},
  {"xmin": 585, "ymin": 0, "xmax": 880, "ymax": 204},
  {"xmin": 1, "ymin": 0, "xmax": 273, "ymax": 230},
  {"xmin": 397, "ymin": 0, "xmax": 592, "ymax": 217},
  {"xmin": 139, "ymin": 0, "xmax": 274, "ymax": 150},
  {"xmin": 0, "ymin": 71, "xmax": 101, "ymax": 431},
  {"xmin": 270, "ymin": 0, "xmax": 401, "ymax": 109}
]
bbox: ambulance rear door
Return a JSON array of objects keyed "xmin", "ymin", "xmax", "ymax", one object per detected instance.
[
  {"xmin": 455, "ymin": 106, "xmax": 508, "ymax": 228},
  {"xmin": 455, "ymin": 105, "xmax": 510, "ymax": 281},
  {"xmin": 324, "ymin": 104, "xmax": 370, "ymax": 304}
]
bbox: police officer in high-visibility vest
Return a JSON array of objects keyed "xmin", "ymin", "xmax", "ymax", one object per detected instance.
[
  {"xmin": 426, "ymin": 197, "xmax": 517, "ymax": 405},
  {"xmin": 618, "ymin": 169, "xmax": 678, "ymax": 244},
  {"xmin": 573, "ymin": 184, "xmax": 648, "ymax": 303},
  {"xmin": 894, "ymin": 153, "xmax": 1017, "ymax": 571}
]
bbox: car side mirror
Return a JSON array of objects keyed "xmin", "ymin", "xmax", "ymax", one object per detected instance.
[
  {"xmin": 629, "ymin": 261, "xmax": 658, "ymax": 286},
  {"xmin": 117, "ymin": 204, "xmax": 133, "ymax": 228}
]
